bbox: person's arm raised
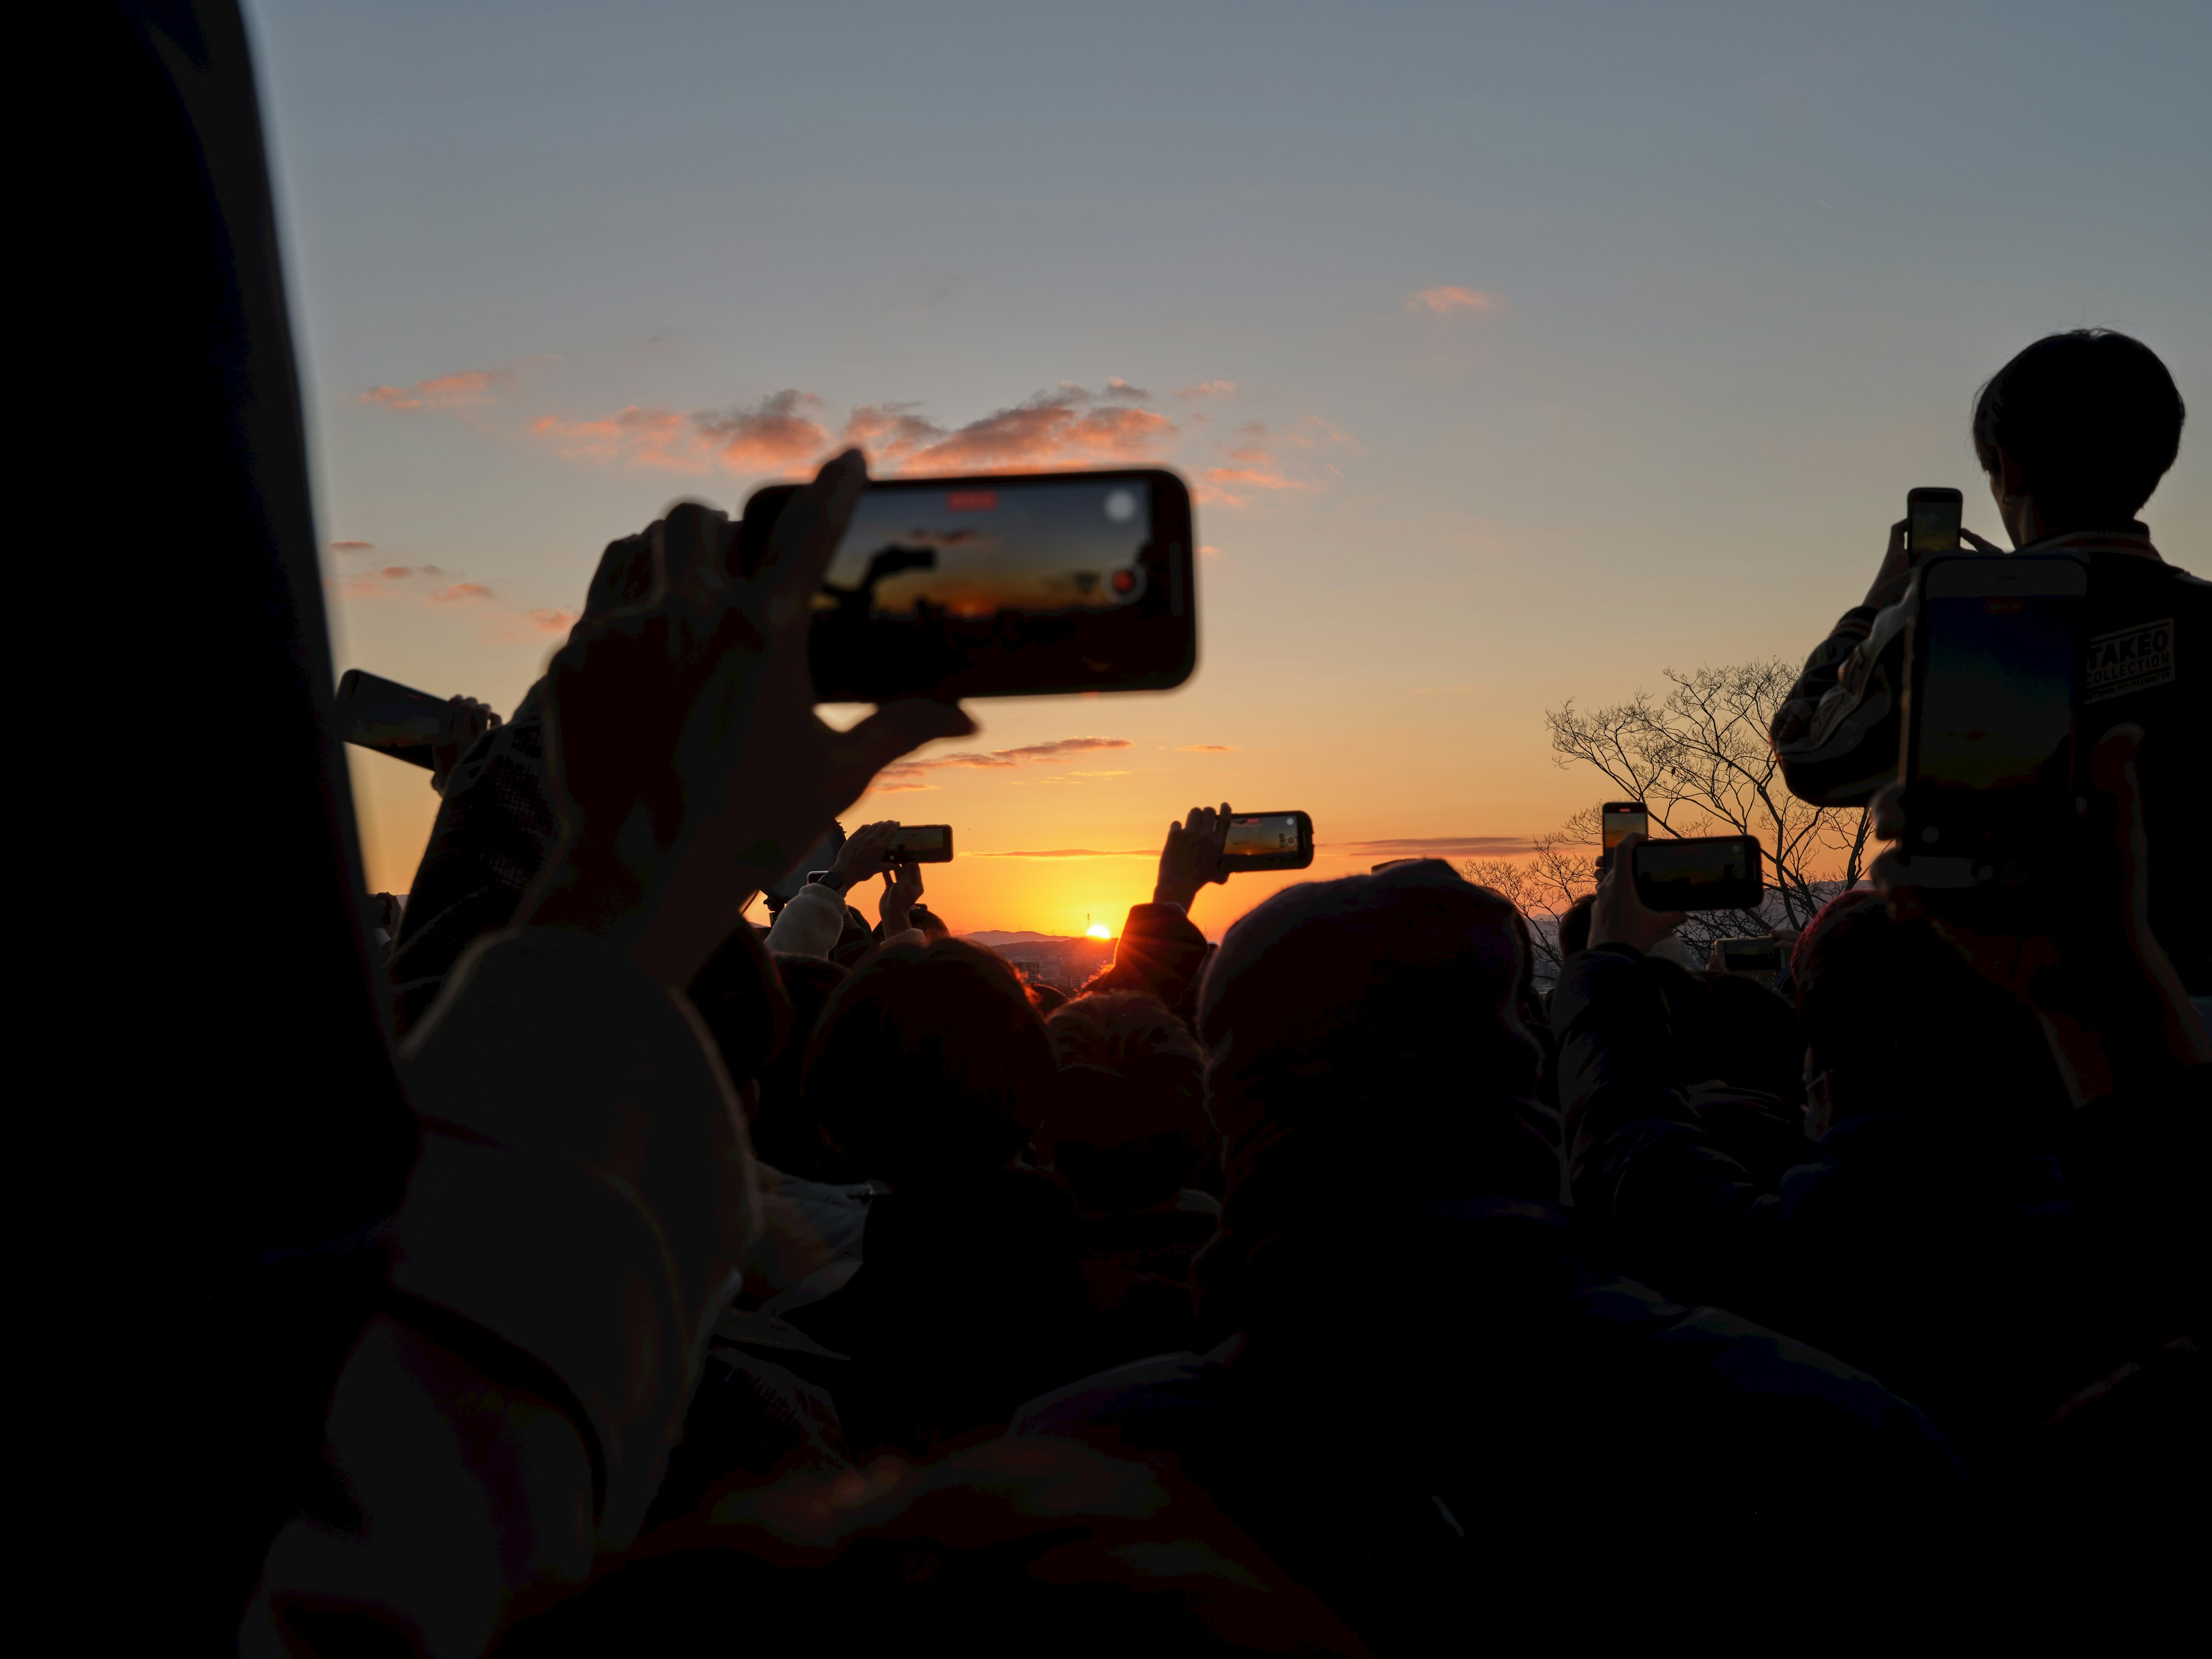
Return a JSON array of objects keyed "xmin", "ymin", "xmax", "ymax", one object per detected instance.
[
  {"xmin": 1152, "ymin": 804, "xmax": 1229, "ymax": 913},
  {"xmin": 520, "ymin": 452, "xmax": 973, "ymax": 987}
]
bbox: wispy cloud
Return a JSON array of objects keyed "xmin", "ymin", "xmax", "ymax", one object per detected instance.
[
  {"xmin": 426, "ymin": 582, "xmax": 495, "ymax": 604},
  {"xmin": 528, "ymin": 406, "xmax": 703, "ymax": 472},
  {"xmin": 700, "ymin": 390, "xmax": 834, "ymax": 474},
  {"xmin": 329, "ymin": 540, "xmax": 374, "ymax": 552},
  {"xmin": 355, "ymin": 361, "xmax": 1357, "ymax": 505},
  {"xmin": 359, "ymin": 368, "xmax": 508, "ymax": 412},
  {"xmin": 1177, "ymin": 743, "xmax": 1238, "ymax": 752},
  {"xmin": 972, "ymin": 848, "xmax": 1157, "ymax": 858},
  {"xmin": 894, "ymin": 392, "xmax": 1173, "ymax": 474},
  {"xmin": 872, "ymin": 735, "xmax": 1134, "ymax": 790},
  {"xmin": 1406, "ymin": 286, "xmax": 1503, "ymax": 316},
  {"xmin": 1329, "ymin": 835, "xmax": 1539, "ymax": 858},
  {"xmin": 1198, "ymin": 419, "xmax": 1354, "ymax": 506}
]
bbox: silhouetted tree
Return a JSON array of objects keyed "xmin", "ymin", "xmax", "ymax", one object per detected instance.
[{"xmin": 1467, "ymin": 659, "xmax": 1872, "ymax": 972}]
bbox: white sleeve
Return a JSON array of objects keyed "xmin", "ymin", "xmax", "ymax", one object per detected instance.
[
  {"xmin": 245, "ymin": 927, "xmax": 762, "ymax": 1655},
  {"xmin": 765, "ymin": 882, "xmax": 848, "ymax": 959}
]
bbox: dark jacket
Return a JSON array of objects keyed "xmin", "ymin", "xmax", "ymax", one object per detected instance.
[
  {"xmin": 1553, "ymin": 943, "xmax": 2142, "ymax": 1458},
  {"xmin": 1010, "ymin": 1192, "xmax": 1961, "ymax": 1651},
  {"xmin": 1771, "ymin": 532, "xmax": 2210, "ymax": 991}
]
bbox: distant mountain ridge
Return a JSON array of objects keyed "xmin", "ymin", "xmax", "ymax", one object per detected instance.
[{"xmin": 962, "ymin": 930, "xmax": 1073, "ymax": 948}]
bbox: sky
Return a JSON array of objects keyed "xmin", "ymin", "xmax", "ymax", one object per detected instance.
[{"xmin": 247, "ymin": 0, "xmax": 2211, "ymax": 938}]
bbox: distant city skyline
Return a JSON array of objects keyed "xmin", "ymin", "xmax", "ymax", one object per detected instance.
[{"xmin": 251, "ymin": 0, "xmax": 2211, "ymax": 937}]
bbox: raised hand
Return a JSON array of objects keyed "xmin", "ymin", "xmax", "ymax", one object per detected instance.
[
  {"xmin": 830, "ymin": 820, "xmax": 900, "ymax": 888},
  {"xmin": 1154, "ymin": 803, "xmax": 1231, "ymax": 911},
  {"xmin": 522, "ymin": 450, "xmax": 974, "ymax": 986},
  {"xmin": 880, "ymin": 859, "xmax": 925, "ymax": 934},
  {"xmin": 1587, "ymin": 832, "xmax": 1686, "ymax": 956},
  {"xmin": 430, "ymin": 695, "xmax": 501, "ymax": 795}
]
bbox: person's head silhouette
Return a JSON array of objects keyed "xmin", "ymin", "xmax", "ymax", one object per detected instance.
[{"xmin": 1972, "ymin": 329, "xmax": 2184, "ymax": 545}]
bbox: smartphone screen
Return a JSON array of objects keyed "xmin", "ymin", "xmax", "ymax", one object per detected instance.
[
  {"xmin": 743, "ymin": 469, "xmax": 1196, "ymax": 703},
  {"xmin": 888, "ymin": 824, "xmax": 953, "ymax": 862},
  {"xmin": 1907, "ymin": 489, "xmax": 1964, "ymax": 555},
  {"xmin": 1913, "ymin": 595, "xmax": 2078, "ymax": 790},
  {"xmin": 1601, "ymin": 802, "xmax": 1649, "ymax": 858},
  {"xmin": 1718, "ymin": 937, "xmax": 1783, "ymax": 972},
  {"xmin": 1633, "ymin": 836, "xmax": 1764, "ymax": 911},
  {"xmin": 336, "ymin": 669, "xmax": 444, "ymax": 768},
  {"xmin": 1219, "ymin": 812, "xmax": 1315, "ymax": 872}
]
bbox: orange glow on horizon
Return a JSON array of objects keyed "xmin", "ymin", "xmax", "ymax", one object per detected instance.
[{"xmin": 1085, "ymin": 921, "xmax": 1112, "ymax": 938}]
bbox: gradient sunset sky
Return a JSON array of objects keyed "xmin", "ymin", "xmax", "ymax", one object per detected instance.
[{"xmin": 250, "ymin": 0, "xmax": 2210, "ymax": 938}]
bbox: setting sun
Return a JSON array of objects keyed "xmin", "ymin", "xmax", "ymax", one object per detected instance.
[{"xmin": 1085, "ymin": 922, "xmax": 1112, "ymax": 939}]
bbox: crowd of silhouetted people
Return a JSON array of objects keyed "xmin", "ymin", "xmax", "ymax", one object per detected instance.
[{"xmin": 90, "ymin": 9, "xmax": 2203, "ymax": 1652}]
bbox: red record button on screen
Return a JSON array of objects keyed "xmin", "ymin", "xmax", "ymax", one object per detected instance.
[{"xmin": 1110, "ymin": 568, "xmax": 1138, "ymax": 594}]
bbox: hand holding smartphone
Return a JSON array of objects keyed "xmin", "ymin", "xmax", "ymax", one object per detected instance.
[
  {"xmin": 738, "ymin": 468, "xmax": 1198, "ymax": 703},
  {"xmin": 1906, "ymin": 487, "xmax": 1964, "ymax": 556},
  {"xmin": 335, "ymin": 669, "xmax": 447, "ymax": 769}
]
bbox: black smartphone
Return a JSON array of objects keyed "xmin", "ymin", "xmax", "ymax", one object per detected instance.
[
  {"xmin": 1717, "ymin": 936, "xmax": 1784, "ymax": 973},
  {"xmin": 766, "ymin": 824, "xmax": 847, "ymax": 905},
  {"xmin": 1906, "ymin": 487, "xmax": 1964, "ymax": 556},
  {"xmin": 1219, "ymin": 811, "xmax": 1315, "ymax": 874},
  {"xmin": 335, "ymin": 669, "xmax": 443, "ymax": 769},
  {"xmin": 1632, "ymin": 836, "xmax": 1764, "ymax": 911},
  {"xmin": 738, "ymin": 469, "xmax": 1197, "ymax": 703},
  {"xmin": 1598, "ymin": 801, "xmax": 1648, "ymax": 872},
  {"xmin": 888, "ymin": 824, "xmax": 954, "ymax": 863},
  {"xmin": 1900, "ymin": 554, "xmax": 2088, "ymax": 888}
]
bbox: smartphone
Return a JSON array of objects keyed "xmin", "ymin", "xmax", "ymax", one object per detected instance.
[
  {"xmin": 766, "ymin": 824, "xmax": 847, "ymax": 904},
  {"xmin": 1906, "ymin": 487, "xmax": 1963, "ymax": 556},
  {"xmin": 1632, "ymin": 836, "xmax": 1764, "ymax": 912},
  {"xmin": 1717, "ymin": 936, "xmax": 1783, "ymax": 973},
  {"xmin": 1900, "ymin": 554, "xmax": 2087, "ymax": 887},
  {"xmin": 888, "ymin": 824, "xmax": 954, "ymax": 863},
  {"xmin": 1598, "ymin": 801, "xmax": 1648, "ymax": 872},
  {"xmin": 1219, "ymin": 811, "xmax": 1315, "ymax": 873},
  {"xmin": 335, "ymin": 669, "xmax": 444, "ymax": 769},
  {"xmin": 738, "ymin": 469, "xmax": 1198, "ymax": 703}
]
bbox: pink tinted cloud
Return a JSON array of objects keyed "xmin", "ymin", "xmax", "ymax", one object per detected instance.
[
  {"xmin": 1177, "ymin": 743, "xmax": 1238, "ymax": 752},
  {"xmin": 529, "ymin": 406, "xmax": 703, "ymax": 472},
  {"xmin": 427, "ymin": 582, "xmax": 494, "ymax": 604},
  {"xmin": 1406, "ymin": 286, "xmax": 1503, "ymax": 316},
  {"xmin": 329, "ymin": 540, "xmax": 374, "ymax": 552},
  {"xmin": 698, "ymin": 390, "xmax": 832, "ymax": 475},
  {"xmin": 872, "ymin": 735, "xmax": 1133, "ymax": 789},
  {"xmin": 359, "ymin": 369, "xmax": 507, "ymax": 412},
  {"xmin": 842, "ymin": 403, "xmax": 948, "ymax": 469},
  {"xmin": 1176, "ymin": 380, "xmax": 1238, "ymax": 399},
  {"xmin": 901, "ymin": 395, "xmax": 1173, "ymax": 474},
  {"xmin": 527, "ymin": 608, "xmax": 579, "ymax": 635}
]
